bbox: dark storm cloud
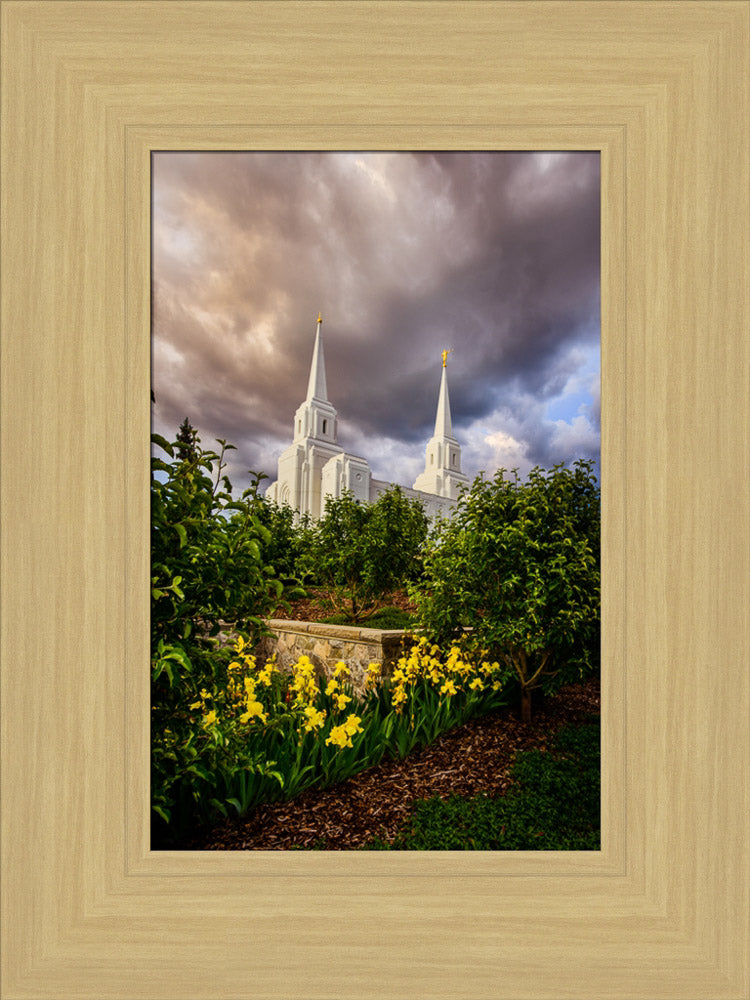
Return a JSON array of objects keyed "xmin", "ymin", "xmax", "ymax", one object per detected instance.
[{"xmin": 152, "ymin": 151, "xmax": 600, "ymax": 488}]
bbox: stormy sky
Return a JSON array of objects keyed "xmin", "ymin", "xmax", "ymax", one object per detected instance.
[{"xmin": 152, "ymin": 151, "xmax": 600, "ymax": 495}]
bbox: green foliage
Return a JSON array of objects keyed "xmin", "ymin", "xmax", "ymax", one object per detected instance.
[
  {"xmin": 307, "ymin": 486, "xmax": 429, "ymax": 622},
  {"xmin": 247, "ymin": 494, "xmax": 314, "ymax": 582},
  {"xmin": 152, "ymin": 637, "xmax": 510, "ymax": 848},
  {"xmin": 413, "ymin": 460, "xmax": 600, "ymax": 719},
  {"xmin": 320, "ymin": 606, "xmax": 417, "ymax": 629},
  {"xmin": 151, "ymin": 427, "xmax": 304, "ymax": 844},
  {"xmin": 369, "ymin": 716, "xmax": 600, "ymax": 850},
  {"xmin": 175, "ymin": 417, "xmax": 199, "ymax": 464},
  {"xmin": 151, "ymin": 431, "xmax": 288, "ymax": 651}
]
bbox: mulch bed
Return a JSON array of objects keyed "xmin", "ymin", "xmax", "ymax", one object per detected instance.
[{"xmin": 185, "ymin": 675, "xmax": 600, "ymax": 851}]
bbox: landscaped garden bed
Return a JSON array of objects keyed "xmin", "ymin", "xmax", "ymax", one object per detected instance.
[
  {"xmin": 151, "ymin": 427, "xmax": 601, "ymax": 851},
  {"xmin": 187, "ymin": 676, "xmax": 599, "ymax": 850},
  {"xmin": 274, "ymin": 588, "xmax": 419, "ymax": 630}
]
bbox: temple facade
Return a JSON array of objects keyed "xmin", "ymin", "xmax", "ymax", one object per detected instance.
[{"xmin": 265, "ymin": 315, "xmax": 468, "ymax": 519}]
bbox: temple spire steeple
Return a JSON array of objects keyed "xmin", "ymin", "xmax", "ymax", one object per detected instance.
[
  {"xmin": 293, "ymin": 312, "xmax": 337, "ymax": 446},
  {"xmin": 306, "ymin": 312, "xmax": 328, "ymax": 402},
  {"xmin": 412, "ymin": 350, "xmax": 469, "ymax": 501},
  {"xmin": 433, "ymin": 360, "xmax": 454, "ymax": 439}
]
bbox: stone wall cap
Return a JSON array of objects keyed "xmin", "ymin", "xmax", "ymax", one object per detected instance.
[
  {"xmin": 264, "ymin": 619, "xmax": 416, "ymax": 642},
  {"xmin": 359, "ymin": 627, "xmax": 410, "ymax": 640},
  {"xmin": 265, "ymin": 619, "xmax": 313, "ymax": 634}
]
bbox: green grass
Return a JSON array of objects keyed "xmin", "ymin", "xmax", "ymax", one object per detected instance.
[{"xmin": 364, "ymin": 715, "xmax": 600, "ymax": 851}]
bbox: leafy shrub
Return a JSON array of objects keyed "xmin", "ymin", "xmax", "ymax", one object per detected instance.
[
  {"xmin": 372, "ymin": 716, "xmax": 600, "ymax": 850},
  {"xmin": 413, "ymin": 461, "xmax": 600, "ymax": 720},
  {"xmin": 248, "ymin": 494, "xmax": 315, "ymax": 582},
  {"xmin": 320, "ymin": 606, "xmax": 417, "ymax": 629},
  {"xmin": 305, "ymin": 486, "xmax": 429, "ymax": 622},
  {"xmin": 151, "ymin": 431, "xmax": 293, "ymax": 649},
  {"xmin": 151, "ymin": 426, "xmax": 303, "ymax": 844}
]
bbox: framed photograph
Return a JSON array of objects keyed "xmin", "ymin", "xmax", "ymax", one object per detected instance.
[
  {"xmin": 2, "ymin": 2, "xmax": 747, "ymax": 998},
  {"xmin": 149, "ymin": 149, "xmax": 603, "ymax": 853}
]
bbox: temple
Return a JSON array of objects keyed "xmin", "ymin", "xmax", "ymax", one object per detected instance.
[{"xmin": 265, "ymin": 314, "xmax": 468, "ymax": 519}]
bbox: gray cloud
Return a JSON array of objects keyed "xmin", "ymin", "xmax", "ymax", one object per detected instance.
[{"xmin": 152, "ymin": 151, "xmax": 600, "ymax": 490}]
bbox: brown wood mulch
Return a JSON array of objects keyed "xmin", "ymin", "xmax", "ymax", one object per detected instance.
[{"xmin": 185, "ymin": 676, "xmax": 600, "ymax": 851}]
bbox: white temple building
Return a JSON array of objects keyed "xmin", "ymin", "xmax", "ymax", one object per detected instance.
[{"xmin": 265, "ymin": 314, "xmax": 469, "ymax": 519}]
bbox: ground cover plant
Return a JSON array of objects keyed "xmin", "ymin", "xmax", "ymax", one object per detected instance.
[{"xmin": 365, "ymin": 715, "xmax": 600, "ymax": 850}]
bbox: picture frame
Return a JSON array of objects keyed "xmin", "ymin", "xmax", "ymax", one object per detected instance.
[{"xmin": 2, "ymin": 2, "xmax": 747, "ymax": 997}]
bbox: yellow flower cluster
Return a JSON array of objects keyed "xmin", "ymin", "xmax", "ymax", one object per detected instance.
[
  {"xmin": 365, "ymin": 661, "xmax": 381, "ymax": 691},
  {"xmin": 188, "ymin": 636, "xmax": 285, "ymax": 731},
  {"xmin": 189, "ymin": 688, "xmax": 219, "ymax": 728},
  {"xmin": 240, "ymin": 675, "xmax": 267, "ymax": 725},
  {"xmin": 290, "ymin": 655, "xmax": 320, "ymax": 705},
  {"xmin": 302, "ymin": 705, "xmax": 326, "ymax": 732},
  {"xmin": 187, "ymin": 634, "xmax": 504, "ymax": 751},
  {"xmin": 389, "ymin": 637, "xmax": 503, "ymax": 713},
  {"xmin": 325, "ymin": 713, "xmax": 363, "ymax": 748}
]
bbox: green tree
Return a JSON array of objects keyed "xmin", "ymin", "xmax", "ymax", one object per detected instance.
[
  {"xmin": 150, "ymin": 429, "xmax": 302, "ymax": 840},
  {"xmin": 248, "ymin": 493, "xmax": 314, "ymax": 583},
  {"xmin": 151, "ymin": 429, "xmax": 292, "ymax": 670},
  {"xmin": 175, "ymin": 417, "xmax": 199, "ymax": 464},
  {"xmin": 309, "ymin": 485, "xmax": 429, "ymax": 622},
  {"xmin": 413, "ymin": 461, "xmax": 600, "ymax": 721}
]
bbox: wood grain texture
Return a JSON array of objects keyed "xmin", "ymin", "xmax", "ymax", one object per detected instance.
[{"xmin": 1, "ymin": 2, "xmax": 748, "ymax": 998}]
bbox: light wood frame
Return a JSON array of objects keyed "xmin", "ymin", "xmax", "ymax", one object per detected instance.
[{"xmin": 2, "ymin": 2, "xmax": 748, "ymax": 997}]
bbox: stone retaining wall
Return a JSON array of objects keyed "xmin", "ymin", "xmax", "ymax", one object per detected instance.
[{"xmin": 257, "ymin": 619, "xmax": 414, "ymax": 696}]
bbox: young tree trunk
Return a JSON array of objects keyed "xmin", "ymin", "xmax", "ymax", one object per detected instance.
[{"xmin": 521, "ymin": 686, "xmax": 532, "ymax": 723}]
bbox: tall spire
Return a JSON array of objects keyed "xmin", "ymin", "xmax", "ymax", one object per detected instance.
[
  {"xmin": 306, "ymin": 312, "xmax": 328, "ymax": 402},
  {"xmin": 433, "ymin": 362, "xmax": 454, "ymax": 439},
  {"xmin": 412, "ymin": 350, "xmax": 468, "ymax": 501}
]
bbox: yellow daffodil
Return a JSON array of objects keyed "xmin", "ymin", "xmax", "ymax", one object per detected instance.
[
  {"xmin": 333, "ymin": 661, "xmax": 350, "ymax": 678},
  {"xmin": 202, "ymin": 709, "xmax": 217, "ymax": 726},
  {"xmin": 335, "ymin": 693, "xmax": 352, "ymax": 711},
  {"xmin": 325, "ymin": 679, "xmax": 339, "ymax": 695},
  {"xmin": 440, "ymin": 679, "xmax": 457, "ymax": 697}
]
